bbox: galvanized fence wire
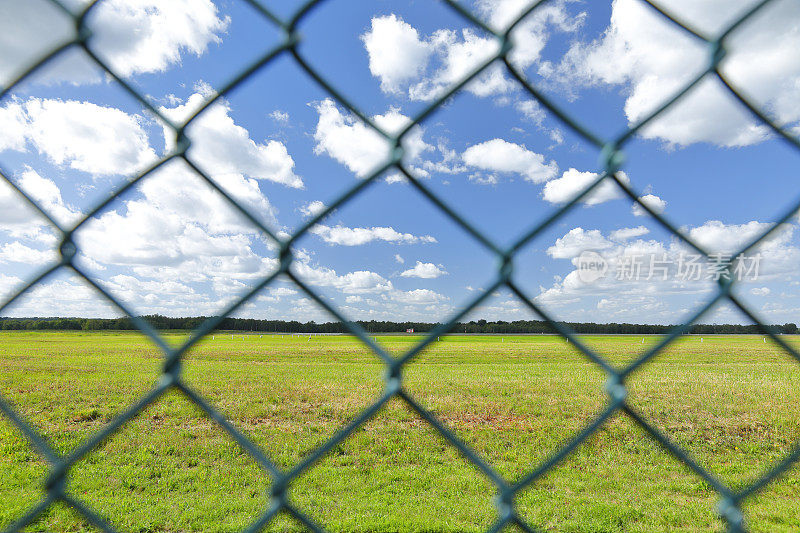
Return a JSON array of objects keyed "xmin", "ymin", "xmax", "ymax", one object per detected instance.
[{"xmin": 1, "ymin": 0, "xmax": 799, "ymax": 531}]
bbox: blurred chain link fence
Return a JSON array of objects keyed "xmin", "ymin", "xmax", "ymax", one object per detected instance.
[{"xmin": 1, "ymin": 0, "xmax": 799, "ymax": 531}]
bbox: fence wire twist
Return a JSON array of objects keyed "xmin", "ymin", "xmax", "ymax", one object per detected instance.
[{"xmin": 1, "ymin": 0, "xmax": 800, "ymax": 531}]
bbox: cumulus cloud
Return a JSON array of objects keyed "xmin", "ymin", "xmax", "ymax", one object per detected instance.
[
  {"xmin": 462, "ymin": 138, "xmax": 557, "ymax": 184},
  {"xmin": 0, "ymin": 167, "xmax": 80, "ymax": 236},
  {"xmin": 160, "ymin": 92, "xmax": 302, "ymax": 188},
  {"xmin": 299, "ymin": 200, "xmax": 327, "ymax": 218},
  {"xmin": 552, "ymin": 0, "xmax": 800, "ymax": 147},
  {"xmin": 546, "ymin": 227, "xmax": 613, "ymax": 259},
  {"xmin": 392, "ymin": 288, "xmax": 448, "ymax": 305},
  {"xmin": 0, "ymin": 97, "xmax": 157, "ymax": 176},
  {"xmin": 0, "ymin": 0, "xmax": 229, "ymax": 86},
  {"xmin": 408, "ymin": 29, "xmax": 512, "ymax": 101},
  {"xmin": 610, "ymin": 226, "xmax": 650, "ymax": 241},
  {"xmin": 0, "ymin": 241, "xmax": 54, "ymax": 265},
  {"xmin": 394, "ymin": 254, "xmax": 405, "ymax": 264},
  {"xmin": 632, "ymin": 194, "xmax": 667, "ymax": 217},
  {"xmin": 293, "ymin": 261, "xmax": 393, "ymax": 295},
  {"xmin": 311, "ymin": 98, "xmax": 432, "ymax": 178},
  {"xmin": 89, "ymin": 0, "xmax": 229, "ymax": 77},
  {"xmin": 542, "ymin": 169, "xmax": 630, "ymax": 205},
  {"xmin": 400, "ymin": 261, "xmax": 448, "ymax": 279},
  {"xmin": 74, "ymin": 159, "xmax": 279, "ymax": 293},
  {"xmin": 0, "ymin": 91, "xmax": 298, "ymax": 297},
  {"xmin": 257, "ymin": 286, "xmax": 298, "ymax": 303},
  {"xmin": 477, "ymin": 0, "xmax": 586, "ymax": 67},
  {"xmin": 361, "ymin": 14, "xmax": 432, "ymax": 95},
  {"xmin": 0, "ymin": 0, "xmax": 74, "ymax": 86},
  {"xmin": 0, "ymin": 274, "xmax": 119, "ymax": 318},
  {"xmin": 684, "ymin": 220, "xmax": 793, "ymax": 257},
  {"xmin": 361, "ymin": 14, "xmax": 509, "ymax": 101},
  {"xmin": 535, "ymin": 219, "xmax": 800, "ymax": 322},
  {"xmin": 309, "ymin": 224, "xmax": 437, "ymax": 246},
  {"xmin": 361, "ymin": 5, "xmax": 584, "ymax": 101}
]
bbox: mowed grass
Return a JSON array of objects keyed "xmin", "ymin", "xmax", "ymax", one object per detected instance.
[{"xmin": 2, "ymin": 331, "xmax": 800, "ymax": 532}]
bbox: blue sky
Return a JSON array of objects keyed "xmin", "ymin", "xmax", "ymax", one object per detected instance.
[{"xmin": 1, "ymin": 0, "xmax": 800, "ymax": 326}]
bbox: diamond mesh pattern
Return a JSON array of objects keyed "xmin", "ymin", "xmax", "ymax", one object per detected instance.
[{"xmin": 2, "ymin": 1, "xmax": 800, "ymax": 531}]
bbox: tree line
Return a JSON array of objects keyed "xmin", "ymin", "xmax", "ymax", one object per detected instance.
[{"xmin": 0, "ymin": 315, "xmax": 797, "ymax": 335}]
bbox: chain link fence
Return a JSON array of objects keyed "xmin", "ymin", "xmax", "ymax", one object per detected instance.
[{"xmin": 1, "ymin": 0, "xmax": 799, "ymax": 531}]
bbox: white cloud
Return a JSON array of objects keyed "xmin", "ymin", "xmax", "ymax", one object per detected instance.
[
  {"xmin": 684, "ymin": 220, "xmax": 792, "ymax": 256},
  {"xmin": 269, "ymin": 287, "xmax": 297, "ymax": 298},
  {"xmin": 421, "ymin": 140, "xmax": 468, "ymax": 175},
  {"xmin": 0, "ymin": 275, "xmax": 118, "ymax": 318},
  {"xmin": 299, "ymin": 200, "xmax": 327, "ymax": 218},
  {"xmin": 311, "ymin": 98, "xmax": 432, "ymax": 178},
  {"xmin": 0, "ymin": 273, "xmax": 23, "ymax": 299},
  {"xmin": 0, "ymin": 0, "xmax": 229, "ymax": 86},
  {"xmin": 516, "ymin": 100, "xmax": 547, "ymax": 125},
  {"xmin": 0, "ymin": 167, "xmax": 80, "ymax": 235},
  {"xmin": 610, "ymin": 226, "xmax": 650, "ymax": 241},
  {"xmin": 161, "ymin": 92, "xmax": 302, "ymax": 188},
  {"xmin": 632, "ymin": 194, "xmax": 667, "ymax": 217},
  {"xmin": 310, "ymin": 224, "xmax": 436, "ymax": 246},
  {"xmin": 269, "ymin": 110, "xmax": 289, "ymax": 123},
  {"xmin": 362, "ymin": 5, "xmax": 583, "ymax": 101},
  {"xmin": 546, "ymin": 227, "xmax": 613, "ymax": 259},
  {"xmin": 392, "ymin": 288, "xmax": 448, "ymax": 305},
  {"xmin": 394, "ymin": 254, "xmax": 405, "ymax": 264},
  {"xmin": 361, "ymin": 15, "xmax": 432, "ymax": 95},
  {"xmin": 361, "ymin": 14, "xmax": 510, "ymax": 101},
  {"xmin": 462, "ymin": 138, "xmax": 557, "ymax": 184},
  {"xmin": 89, "ymin": 0, "xmax": 229, "ymax": 77},
  {"xmin": 553, "ymin": 0, "xmax": 800, "ymax": 147},
  {"xmin": 535, "ymin": 219, "xmax": 800, "ymax": 322},
  {"xmin": 400, "ymin": 261, "xmax": 448, "ymax": 279},
  {"xmin": 0, "ymin": 97, "xmax": 157, "ymax": 176},
  {"xmin": 75, "ymin": 160, "xmax": 278, "ymax": 289},
  {"xmin": 477, "ymin": 0, "xmax": 586, "ymax": 68},
  {"xmin": 0, "ymin": 0, "xmax": 74, "ymax": 86},
  {"xmin": 0, "ymin": 241, "xmax": 54, "ymax": 265},
  {"xmin": 408, "ymin": 29, "xmax": 512, "ymax": 101},
  {"xmin": 542, "ymin": 168, "xmax": 630, "ymax": 205},
  {"xmin": 384, "ymin": 173, "xmax": 408, "ymax": 185},
  {"xmin": 549, "ymin": 129, "xmax": 565, "ymax": 145},
  {"xmin": 293, "ymin": 261, "xmax": 393, "ymax": 295},
  {"xmin": 257, "ymin": 286, "xmax": 299, "ymax": 303}
]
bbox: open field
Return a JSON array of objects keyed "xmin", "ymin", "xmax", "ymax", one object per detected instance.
[{"xmin": 2, "ymin": 331, "xmax": 800, "ymax": 532}]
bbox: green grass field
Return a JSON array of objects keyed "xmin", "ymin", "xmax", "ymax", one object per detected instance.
[{"xmin": 2, "ymin": 331, "xmax": 800, "ymax": 532}]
